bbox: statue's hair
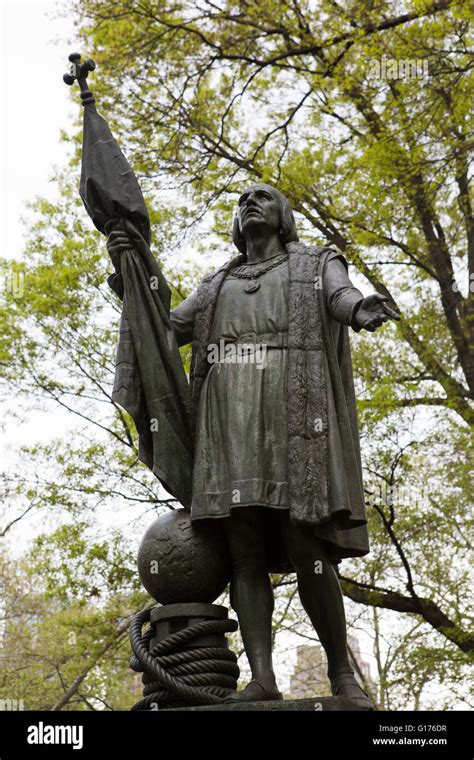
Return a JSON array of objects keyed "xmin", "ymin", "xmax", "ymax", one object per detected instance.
[{"xmin": 232, "ymin": 183, "xmax": 299, "ymax": 255}]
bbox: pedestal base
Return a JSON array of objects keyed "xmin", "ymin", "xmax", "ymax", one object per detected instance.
[
  {"xmin": 166, "ymin": 696, "xmax": 366, "ymax": 711},
  {"xmin": 130, "ymin": 603, "xmax": 240, "ymax": 710}
]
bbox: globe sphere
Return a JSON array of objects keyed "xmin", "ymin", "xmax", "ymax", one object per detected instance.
[{"xmin": 137, "ymin": 509, "xmax": 231, "ymax": 604}]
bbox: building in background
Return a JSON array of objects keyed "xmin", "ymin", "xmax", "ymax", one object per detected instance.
[{"xmin": 289, "ymin": 634, "xmax": 374, "ymax": 699}]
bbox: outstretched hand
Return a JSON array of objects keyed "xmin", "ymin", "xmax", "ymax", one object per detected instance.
[{"xmin": 354, "ymin": 293, "xmax": 401, "ymax": 332}]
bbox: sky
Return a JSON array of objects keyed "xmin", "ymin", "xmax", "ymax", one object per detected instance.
[
  {"xmin": 0, "ymin": 0, "xmax": 84, "ymax": 474},
  {"xmin": 0, "ymin": 0, "xmax": 81, "ymax": 261},
  {"xmin": 0, "ymin": 1, "xmax": 156, "ymax": 562}
]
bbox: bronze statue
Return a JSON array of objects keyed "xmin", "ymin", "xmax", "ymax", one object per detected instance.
[{"xmin": 107, "ymin": 184, "xmax": 400, "ymax": 709}]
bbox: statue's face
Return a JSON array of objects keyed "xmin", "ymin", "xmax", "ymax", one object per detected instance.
[{"xmin": 237, "ymin": 184, "xmax": 281, "ymax": 240}]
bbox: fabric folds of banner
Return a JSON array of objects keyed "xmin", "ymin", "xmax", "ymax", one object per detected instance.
[{"xmin": 78, "ymin": 101, "xmax": 194, "ymax": 508}]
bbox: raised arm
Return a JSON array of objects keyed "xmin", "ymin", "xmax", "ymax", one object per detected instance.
[
  {"xmin": 106, "ymin": 229, "xmax": 130, "ymax": 300},
  {"xmin": 106, "ymin": 228, "xmax": 198, "ymax": 345}
]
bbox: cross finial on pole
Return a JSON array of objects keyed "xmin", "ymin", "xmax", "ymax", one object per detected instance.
[{"xmin": 63, "ymin": 53, "xmax": 96, "ymax": 106}]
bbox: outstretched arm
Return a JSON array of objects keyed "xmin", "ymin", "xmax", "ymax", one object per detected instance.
[
  {"xmin": 170, "ymin": 291, "xmax": 198, "ymax": 347},
  {"xmin": 324, "ymin": 253, "xmax": 400, "ymax": 332},
  {"xmin": 351, "ymin": 292, "xmax": 400, "ymax": 332}
]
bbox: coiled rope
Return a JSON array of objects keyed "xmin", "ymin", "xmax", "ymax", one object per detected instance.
[{"xmin": 130, "ymin": 608, "xmax": 240, "ymax": 710}]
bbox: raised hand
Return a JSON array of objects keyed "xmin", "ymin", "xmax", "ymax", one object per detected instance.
[
  {"xmin": 107, "ymin": 229, "xmax": 134, "ymax": 255},
  {"xmin": 354, "ymin": 293, "xmax": 400, "ymax": 332},
  {"xmin": 106, "ymin": 229, "xmax": 134, "ymax": 271}
]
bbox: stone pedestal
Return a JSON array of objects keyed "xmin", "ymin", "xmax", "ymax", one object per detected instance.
[{"xmin": 167, "ymin": 696, "xmax": 366, "ymax": 711}]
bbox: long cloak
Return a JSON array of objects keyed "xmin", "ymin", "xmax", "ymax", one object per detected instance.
[{"xmin": 170, "ymin": 242, "xmax": 370, "ymax": 565}]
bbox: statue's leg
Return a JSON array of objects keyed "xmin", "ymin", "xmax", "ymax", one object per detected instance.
[
  {"xmin": 222, "ymin": 506, "xmax": 282, "ymax": 702},
  {"xmin": 279, "ymin": 512, "xmax": 373, "ymax": 708}
]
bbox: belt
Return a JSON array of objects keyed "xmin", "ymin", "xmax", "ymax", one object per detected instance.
[{"xmin": 221, "ymin": 331, "xmax": 288, "ymax": 348}]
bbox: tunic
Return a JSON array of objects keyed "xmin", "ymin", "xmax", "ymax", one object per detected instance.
[
  {"xmin": 171, "ymin": 254, "xmax": 365, "ymax": 526},
  {"xmin": 192, "ymin": 258, "xmax": 290, "ymax": 519}
]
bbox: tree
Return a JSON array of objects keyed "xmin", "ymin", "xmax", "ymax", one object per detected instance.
[
  {"xmin": 73, "ymin": 0, "xmax": 474, "ymax": 656},
  {"xmin": 0, "ymin": 0, "xmax": 472, "ymax": 708},
  {"xmin": 73, "ymin": 0, "xmax": 472, "ymax": 416},
  {"xmin": 0, "ymin": 539, "xmax": 144, "ymax": 711}
]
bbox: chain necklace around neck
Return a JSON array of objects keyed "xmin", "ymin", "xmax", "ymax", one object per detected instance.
[{"xmin": 230, "ymin": 251, "xmax": 288, "ymax": 293}]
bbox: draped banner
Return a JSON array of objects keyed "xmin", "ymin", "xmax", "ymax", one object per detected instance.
[{"xmin": 79, "ymin": 101, "xmax": 194, "ymax": 508}]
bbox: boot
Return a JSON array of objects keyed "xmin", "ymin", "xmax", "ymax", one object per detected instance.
[
  {"xmin": 329, "ymin": 669, "xmax": 374, "ymax": 710},
  {"xmin": 224, "ymin": 679, "xmax": 283, "ymax": 703}
]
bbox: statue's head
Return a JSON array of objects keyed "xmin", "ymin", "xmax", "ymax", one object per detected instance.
[{"xmin": 232, "ymin": 183, "xmax": 299, "ymax": 255}]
